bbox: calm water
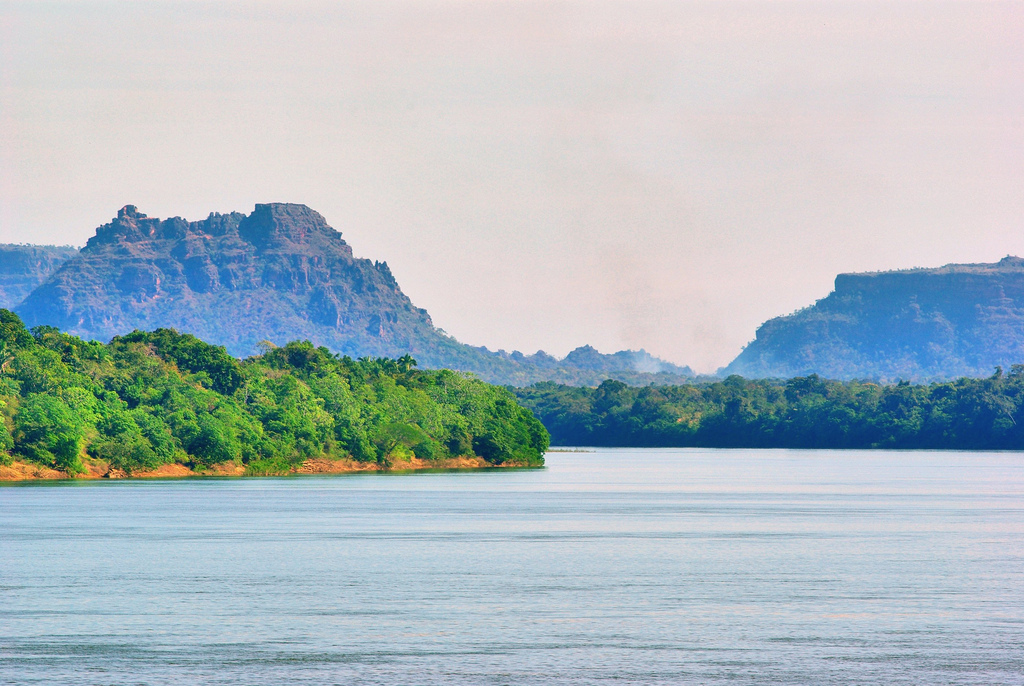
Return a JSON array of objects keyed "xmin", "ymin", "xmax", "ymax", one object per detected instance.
[{"xmin": 2, "ymin": 449, "xmax": 1023, "ymax": 685}]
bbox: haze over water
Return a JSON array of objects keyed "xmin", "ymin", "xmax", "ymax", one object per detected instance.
[{"xmin": 2, "ymin": 449, "xmax": 1023, "ymax": 685}]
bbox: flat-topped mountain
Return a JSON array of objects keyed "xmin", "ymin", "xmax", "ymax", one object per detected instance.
[
  {"xmin": 724, "ymin": 256, "xmax": 1024, "ymax": 381},
  {"xmin": 0, "ymin": 244, "xmax": 78, "ymax": 308},
  {"xmin": 14, "ymin": 204, "xmax": 692, "ymax": 386}
]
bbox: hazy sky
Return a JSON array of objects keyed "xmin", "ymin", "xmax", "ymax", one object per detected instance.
[{"xmin": 1, "ymin": 1, "xmax": 1022, "ymax": 372}]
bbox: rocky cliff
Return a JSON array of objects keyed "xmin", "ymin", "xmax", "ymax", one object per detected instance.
[
  {"xmin": 15, "ymin": 204, "xmax": 692, "ymax": 386},
  {"xmin": 724, "ymin": 256, "xmax": 1024, "ymax": 381},
  {"xmin": 0, "ymin": 244, "xmax": 78, "ymax": 308},
  {"xmin": 17, "ymin": 204, "xmax": 452, "ymax": 361}
]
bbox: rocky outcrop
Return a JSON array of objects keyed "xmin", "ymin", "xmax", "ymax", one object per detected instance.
[
  {"xmin": 0, "ymin": 244, "xmax": 78, "ymax": 308},
  {"xmin": 724, "ymin": 256, "xmax": 1024, "ymax": 381},
  {"xmin": 17, "ymin": 203, "xmax": 441, "ymax": 361},
  {"xmin": 15, "ymin": 204, "xmax": 693, "ymax": 386}
]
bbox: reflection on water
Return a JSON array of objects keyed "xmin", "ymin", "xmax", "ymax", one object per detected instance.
[{"xmin": 2, "ymin": 449, "xmax": 1023, "ymax": 685}]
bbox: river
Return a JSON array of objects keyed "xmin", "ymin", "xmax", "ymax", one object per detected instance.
[{"xmin": 2, "ymin": 448, "xmax": 1023, "ymax": 684}]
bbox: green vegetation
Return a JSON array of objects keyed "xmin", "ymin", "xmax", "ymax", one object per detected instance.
[
  {"xmin": 515, "ymin": 371, "xmax": 1024, "ymax": 449},
  {"xmin": 0, "ymin": 310, "xmax": 547, "ymax": 475}
]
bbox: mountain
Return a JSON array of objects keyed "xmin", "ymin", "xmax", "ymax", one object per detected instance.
[
  {"xmin": 481, "ymin": 345, "xmax": 694, "ymax": 386},
  {"xmin": 18, "ymin": 203, "xmax": 460, "ymax": 361},
  {"xmin": 724, "ymin": 256, "xmax": 1024, "ymax": 381},
  {"xmin": 555, "ymin": 345, "xmax": 692, "ymax": 381},
  {"xmin": 14, "ymin": 204, "xmax": 692, "ymax": 386},
  {"xmin": 0, "ymin": 244, "xmax": 79, "ymax": 308}
]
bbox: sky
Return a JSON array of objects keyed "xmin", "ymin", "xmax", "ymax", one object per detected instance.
[{"xmin": 1, "ymin": 1, "xmax": 1022, "ymax": 373}]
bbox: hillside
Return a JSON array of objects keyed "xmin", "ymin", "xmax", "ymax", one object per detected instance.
[
  {"xmin": 17, "ymin": 204, "xmax": 457, "ymax": 360},
  {"xmin": 724, "ymin": 256, "xmax": 1024, "ymax": 381},
  {"xmin": 0, "ymin": 244, "xmax": 78, "ymax": 308},
  {"xmin": 14, "ymin": 204, "xmax": 692, "ymax": 386}
]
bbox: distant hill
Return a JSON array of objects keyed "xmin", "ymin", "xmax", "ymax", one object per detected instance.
[
  {"xmin": 14, "ymin": 204, "xmax": 692, "ymax": 386},
  {"xmin": 724, "ymin": 256, "xmax": 1024, "ymax": 381},
  {"xmin": 0, "ymin": 244, "xmax": 78, "ymax": 308},
  {"xmin": 483, "ymin": 345, "xmax": 694, "ymax": 386}
]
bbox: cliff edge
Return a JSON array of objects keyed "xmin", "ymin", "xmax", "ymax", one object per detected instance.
[{"xmin": 724, "ymin": 256, "xmax": 1024, "ymax": 381}]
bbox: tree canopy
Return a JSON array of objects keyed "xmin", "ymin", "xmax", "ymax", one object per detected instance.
[
  {"xmin": 515, "ymin": 370, "xmax": 1024, "ymax": 450},
  {"xmin": 0, "ymin": 310, "xmax": 547, "ymax": 475}
]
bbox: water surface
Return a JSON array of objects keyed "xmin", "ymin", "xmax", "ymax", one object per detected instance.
[{"xmin": 2, "ymin": 449, "xmax": 1023, "ymax": 685}]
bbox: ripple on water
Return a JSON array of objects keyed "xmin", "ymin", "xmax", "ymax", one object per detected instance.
[{"xmin": 1, "ymin": 448, "xmax": 1023, "ymax": 685}]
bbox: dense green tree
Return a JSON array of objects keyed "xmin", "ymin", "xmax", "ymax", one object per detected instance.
[
  {"xmin": 0, "ymin": 312, "xmax": 548, "ymax": 474},
  {"xmin": 115, "ymin": 329, "xmax": 243, "ymax": 394},
  {"xmin": 374, "ymin": 422, "xmax": 429, "ymax": 466},
  {"xmin": 14, "ymin": 394, "xmax": 87, "ymax": 473},
  {"xmin": 514, "ymin": 370, "xmax": 1024, "ymax": 450}
]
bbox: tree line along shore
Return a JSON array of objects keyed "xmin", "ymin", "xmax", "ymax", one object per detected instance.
[
  {"xmin": 514, "ymin": 373, "xmax": 1024, "ymax": 450},
  {"xmin": 3, "ymin": 304, "xmax": 1023, "ymax": 483},
  {"xmin": 0, "ymin": 310, "xmax": 548, "ymax": 481}
]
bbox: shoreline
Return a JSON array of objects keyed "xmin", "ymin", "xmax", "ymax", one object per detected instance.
[{"xmin": 0, "ymin": 456, "xmax": 532, "ymax": 482}]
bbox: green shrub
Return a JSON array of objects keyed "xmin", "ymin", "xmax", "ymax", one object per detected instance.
[
  {"xmin": 14, "ymin": 394, "xmax": 87, "ymax": 474},
  {"xmin": 244, "ymin": 457, "xmax": 294, "ymax": 476}
]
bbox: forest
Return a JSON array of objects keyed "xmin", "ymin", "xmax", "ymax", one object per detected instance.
[
  {"xmin": 0, "ymin": 310, "xmax": 548, "ymax": 476},
  {"xmin": 514, "ymin": 371, "xmax": 1024, "ymax": 450}
]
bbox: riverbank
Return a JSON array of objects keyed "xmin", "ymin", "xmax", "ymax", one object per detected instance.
[{"xmin": 0, "ymin": 455, "xmax": 521, "ymax": 482}]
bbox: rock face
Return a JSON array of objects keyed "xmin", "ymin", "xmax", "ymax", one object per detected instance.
[
  {"xmin": 724, "ymin": 256, "xmax": 1024, "ymax": 381},
  {"xmin": 17, "ymin": 204, "xmax": 449, "ymax": 361},
  {"xmin": 0, "ymin": 244, "xmax": 79, "ymax": 308},
  {"xmin": 15, "ymin": 204, "xmax": 693, "ymax": 385}
]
